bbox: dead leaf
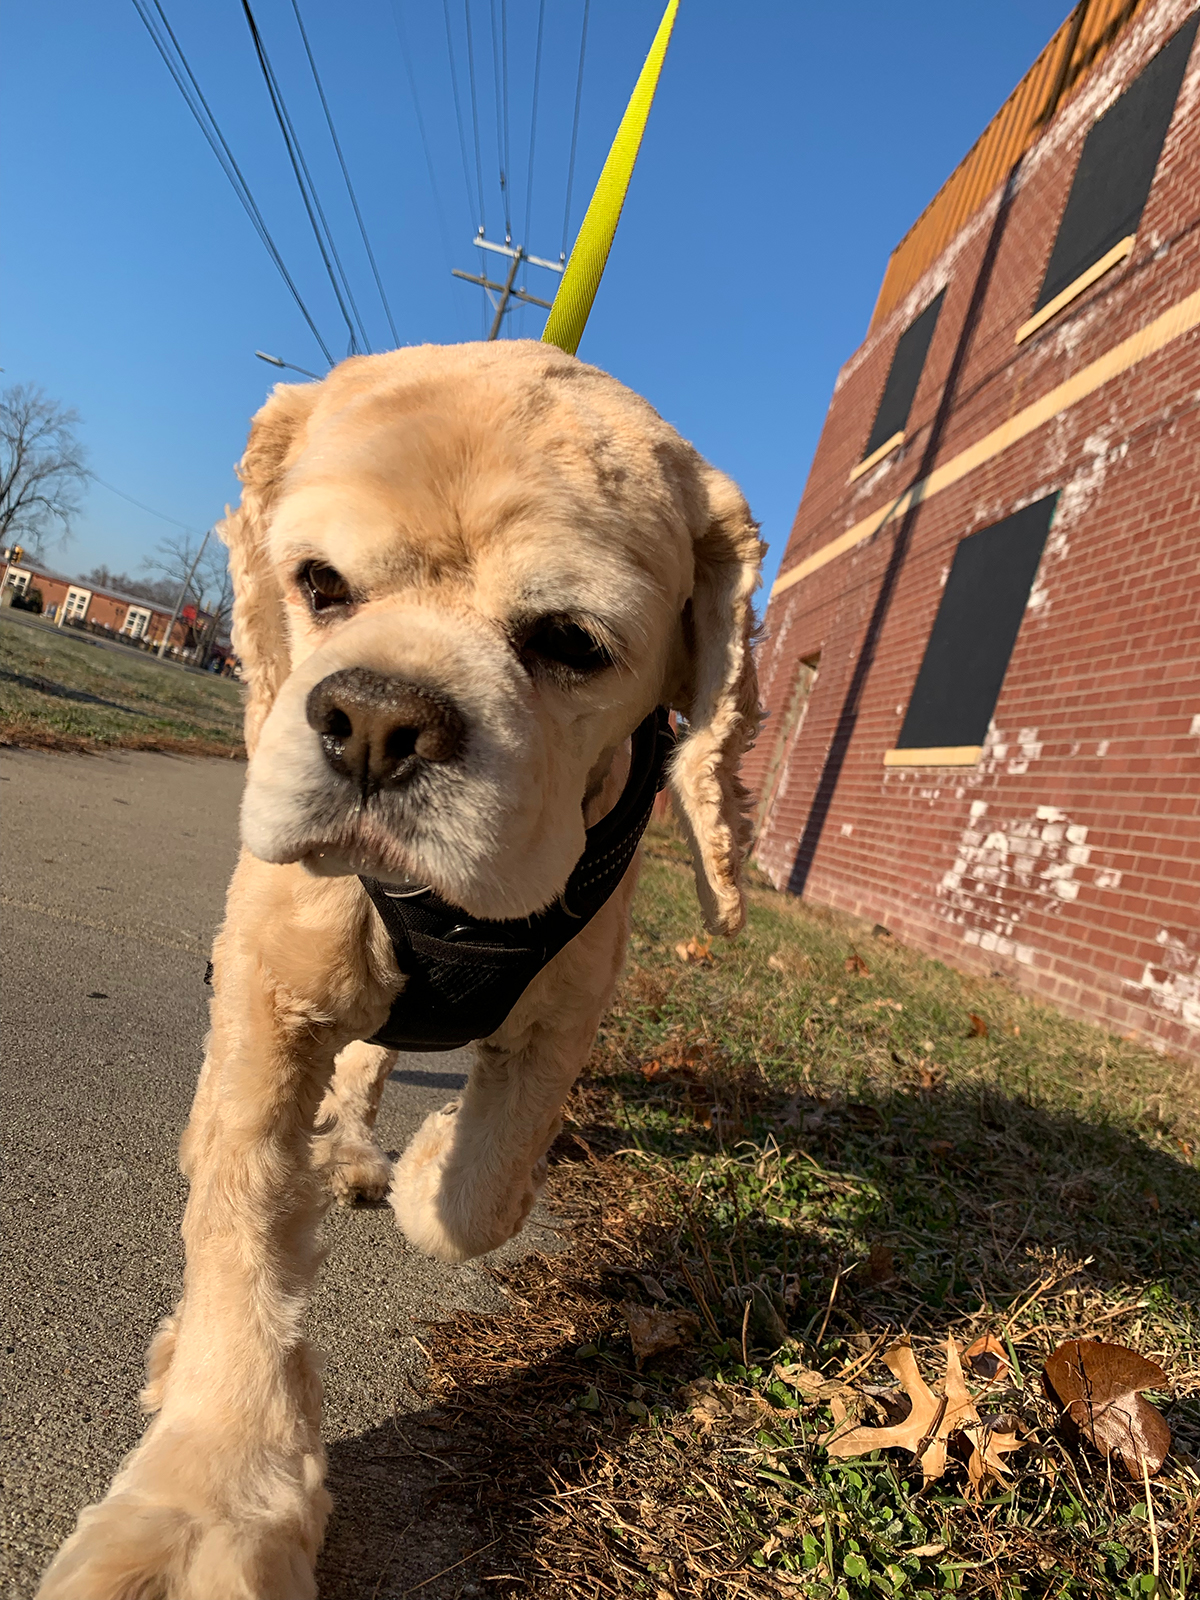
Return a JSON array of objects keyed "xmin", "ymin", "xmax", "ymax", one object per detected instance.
[
  {"xmin": 872, "ymin": 998, "xmax": 903, "ymax": 1012},
  {"xmin": 844, "ymin": 951, "xmax": 870, "ymax": 977},
  {"xmin": 965, "ymin": 1413, "xmax": 1023, "ymax": 1496},
  {"xmin": 927, "ymin": 1139, "xmax": 955, "ymax": 1159},
  {"xmin": 863, "ymin": 1244, "xmax": 897, "ymax": 1285},
  {"xmin": 641, "ymin": 1060, "xmax": 663, "ymax": 1079},
  {"xmin": 914, "ymin": 1062, "xmax": 945, "ymax": 1092},
  {"xmin": 768, "ymin": 948, "xmax": 811, "ymax": 977},
  {"xmin": 820, "ymin": 1335, "xmax": 980, "ymax": 1482},
  {"xmin": 1044, "ymin": 1339, "xmax": 1171, "ymax": 1476},
  {"xmin": 963, "ymin": 1334, "xmax": 1010, "ymax": 1382},
  {"xmin": 675, "ymin": 937, "xmax": 713, "ymax": 966},
  {"xmin": 968, "ymin": 1012, "xmax": 989, "ymax": 1037},
  {"xmin": 772, "ymin": 1362, "xmax": 859, "ymax": 1404},
  {"xmin": 623, "ymin": 1303, "xmax": 700, "ymax": 1368}
]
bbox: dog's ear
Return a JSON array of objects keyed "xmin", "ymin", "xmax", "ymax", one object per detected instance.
[
  {"xmin": 220, "ymin": 382, "xmax": 319, "ymax": 753},
  {"xmin": 667, "ymin": 466, "xmax": 764, "ymax": 937}
]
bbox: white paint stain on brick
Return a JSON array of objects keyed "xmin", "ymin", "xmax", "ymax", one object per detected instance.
[
  {"xmin": 1127, "ymin": 929, "xmax": 1200, "ymax": 1031},
  {"xmin": 937, "ymin": 798, "xmax": 1126, "ymax": 959},
  {"xmin": 1005, "ymin": 727, "xmax": 1044, "ymax": 776}
]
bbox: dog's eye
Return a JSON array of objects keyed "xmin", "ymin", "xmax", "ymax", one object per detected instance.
[
  {"xmin": 520, "ymin": 617, "xmax": 612, "ymax": 676},
  {"xmin": 300, "ymin": 561, "xmax": 352, "ymax": 613}
]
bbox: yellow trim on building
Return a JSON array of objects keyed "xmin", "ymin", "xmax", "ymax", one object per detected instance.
[
  {"xmin": 1014, "ymin": 236, "xmax": 1136, "ymax": 344},
  {"xmin": 770, "ymin": 286, "xmax": 1200, "ymax": 601},
  {"xmin": 847, "ymin": 431, "xmax": 905, "ymax": 483},
  {"xmin": 883, "ymin": 746, "xmax": 983, "ymax": 767}
]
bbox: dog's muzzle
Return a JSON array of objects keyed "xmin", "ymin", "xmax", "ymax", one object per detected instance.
[{"xmin": 306, "ymin": 668, "xmax": 465, "ymax": 796}]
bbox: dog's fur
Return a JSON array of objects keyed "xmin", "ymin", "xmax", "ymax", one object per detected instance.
[{"xmin": 38, "ymin": 341, "xmax": 762, "ymax": 1599}]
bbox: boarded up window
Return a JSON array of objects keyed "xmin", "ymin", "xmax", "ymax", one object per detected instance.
[
  {"xmin": 755, "ymin": 653, "xmax": 820, "ymax": 835},
  {"xmin": 1035, "ymin": 11, "xmax": 1199, "ymax": 311},
  {"xmin": 895, "ymin": 494, "xmax": 1059, "ymax": 753},
  {"xmin": 862, "ymin": 290, "xmax": 945, "ymax": 459}
]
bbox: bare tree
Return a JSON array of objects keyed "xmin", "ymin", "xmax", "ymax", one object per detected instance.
[
  {"xmin": 82, "ymin": 565, "xmax": 180, "ymax": 608},
  {"xmin": 0, "ymin": 384, "xmax": 89, "ymax": 557},
  {"xmin": 143, "ymin": 532, "xmax": 233, "ymax": 661}
]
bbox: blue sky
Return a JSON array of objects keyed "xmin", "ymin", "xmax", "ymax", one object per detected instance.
[{"xmin": 4, "ymin": 0, "xmax": 1069, "ymax": 594}]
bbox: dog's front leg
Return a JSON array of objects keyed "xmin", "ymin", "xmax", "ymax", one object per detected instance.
[
  {"xmin": 312, "ymin": 1039, "xmax": 398, "ymax": 1204},
  {"xmin": 38, "ymin": 863, "xmax": 390, "ymax": 1600},
  {"xmin": 390, "ymin": 868, "xmax": 636, "ymax": 1262}
]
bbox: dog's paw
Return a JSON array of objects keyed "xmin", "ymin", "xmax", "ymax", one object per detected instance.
[
  {"xmin": 311, "ymin": 1129, "xmax": 393, "ymax": 1206},
  {"xmin": 389, "ymin": 1099, "xmax": 546, "ymax": 1261},
  {"xmin": 37, "ymin": 1442, "xmax": 328, "ymax": 1600}
]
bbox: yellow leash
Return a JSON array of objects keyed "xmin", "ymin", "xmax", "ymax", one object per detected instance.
[{"xmin": 542, "ymin": 0, "xmax": 679, "ymax": 357}]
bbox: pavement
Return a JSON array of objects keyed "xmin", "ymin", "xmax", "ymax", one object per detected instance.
[{"xmin": 0, "ymin": 747, "xmax": 561, "ymax": 1598}]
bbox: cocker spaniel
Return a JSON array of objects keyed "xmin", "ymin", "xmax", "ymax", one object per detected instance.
[{"xmin": 39, "ymin": 340, "xmax": 762, "ymax": 1599}]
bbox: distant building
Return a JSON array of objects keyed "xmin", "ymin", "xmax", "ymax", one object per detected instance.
[
  {"xmin": 0, "ymin": 556, "xmax": 222, "ymax": 661},
  {"xmin": 746, "ymin": 0, "xmax": 1200, "ymax": 1058}
]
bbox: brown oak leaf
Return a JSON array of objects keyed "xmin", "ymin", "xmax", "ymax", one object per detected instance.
[
  {"xmin": 965, "ymin": 1413, "xmax": 1023, "ymax": 1496},
  {"xmin": 820, "ymin": 1335, "xmax": 979, "ymax": 1482}
]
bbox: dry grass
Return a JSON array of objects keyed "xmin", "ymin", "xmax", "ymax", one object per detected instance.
[
  {"xmin": 0, "ymin": 611, "xmax": 244, "ymax": 755},
  {"xmin": 403, "ymin": 826, "xmax": 1199, "ymax": 1599}
]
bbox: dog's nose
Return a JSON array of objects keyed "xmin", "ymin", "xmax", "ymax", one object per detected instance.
[{"xmin": 306, "ymin": 668, "xmax": 465, "ymax": 791}]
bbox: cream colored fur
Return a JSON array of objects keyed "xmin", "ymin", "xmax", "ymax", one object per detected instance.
[{"xmin": 37, "ymin": 341, "xmax": 762, "ymax": 1598}]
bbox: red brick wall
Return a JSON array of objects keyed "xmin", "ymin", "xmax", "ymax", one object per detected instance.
[
  {"xmin": 748, "ymin": 0, "xmax": 1200, "ymax": 1060},
  {"xmin": 4, "ymin": 565, "xmax": 189, "ymax": 648}
]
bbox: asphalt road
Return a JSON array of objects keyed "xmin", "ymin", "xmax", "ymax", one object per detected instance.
[{"xmin": 0, "ymin": 747, "xmax": 559, "ymax": 1598}]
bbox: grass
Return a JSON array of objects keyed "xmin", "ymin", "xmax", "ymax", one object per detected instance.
[
  {"xmin": 0, "ymin": 610, "xmax": 244, "ymax": 755},
  {"xmin": 405, "ymin": 824, "xmax": 1199, "ymax": 1599}
]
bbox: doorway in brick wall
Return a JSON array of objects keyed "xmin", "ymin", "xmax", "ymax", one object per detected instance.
[{"xmin": 754, "ymin": 652, "xmax": 820, "ymax": 841}]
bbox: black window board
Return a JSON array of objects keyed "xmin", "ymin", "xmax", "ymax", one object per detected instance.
[
  {"xmin": 862, "ymin": 290, "xmax": 945, "ymax": 459},
  {"xmin": 1036, "ymin": 10, "xmax": 1199, "ymax": 311},
  {"xmin": 895, "ymin": 493, "xmax": 1060, "ymax": 751}
]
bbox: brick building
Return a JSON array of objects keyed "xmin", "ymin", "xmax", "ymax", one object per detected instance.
[
  {"xmin": 747, "ymin": 0, "xmax": 1200, "ymax": 1059},
  {"xmin": 0, "ymin": 556, "xmax": 215, "ymax": 658}
]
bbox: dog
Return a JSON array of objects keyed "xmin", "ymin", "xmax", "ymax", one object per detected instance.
[{"xmin": 38, "ymin": 340, "xmax": 762, "ymax": 1599}]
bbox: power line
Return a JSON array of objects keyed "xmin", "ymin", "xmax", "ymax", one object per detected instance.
[
  {"xmin": 87, "ymin": 472, "xmax": 204, "ymax": 535},
  {"xmin": 489, "ymin": 0, "xmax": 510, "ymax": 241},
  {"xmin": 501, "ymin": 0, "xmax": 512, "ymax": 239},
  {"xmin": 463, "ymin": 0, "xmax": 487, "ymax": 241},
  {"xmin": 288, "ymin": 0, "xmax": 399, "ymax": 348},
  {"xmin": 241, "ymin": 0, "xmax": 371, "ymax": 355},
  {"xmin": 443, "ymin": 0, "xmax": 480, "ymax": 233},
  {"xmin": 561, "ymin": 0, "xmax": 590, "ymax": 263},
  {"xmin": 130, "ymin": 0, "xmax": 335, "ymax": 365},
  {"xmin": 522, "ymin": 0, "xmax": 545, "ymax": 254},
  {"xmin": 389, "ymin": 0, "xmax": 464, "ymax": 332},
  {"xmin": 519, "ymin": 0, "xmax": 546, "ymax": 333}
]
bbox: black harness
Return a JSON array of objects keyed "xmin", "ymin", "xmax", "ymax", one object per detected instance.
[{"xmin": 359, "ymin": 706, "xmax": 674, "ymax": 1052}]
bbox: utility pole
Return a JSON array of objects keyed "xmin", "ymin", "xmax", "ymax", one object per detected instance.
[
  {"xmin": 452, "ymin": 236, "xmax": 564, "ymax": 339},
  {"xmin": 158, "ymin": 528, "xmax": 211, "ymax": 660}
]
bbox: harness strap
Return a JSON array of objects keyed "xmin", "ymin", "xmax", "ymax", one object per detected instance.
[{"xmin": 360, "ymin": 707, "xmax": 674, "ymax": 1053}]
